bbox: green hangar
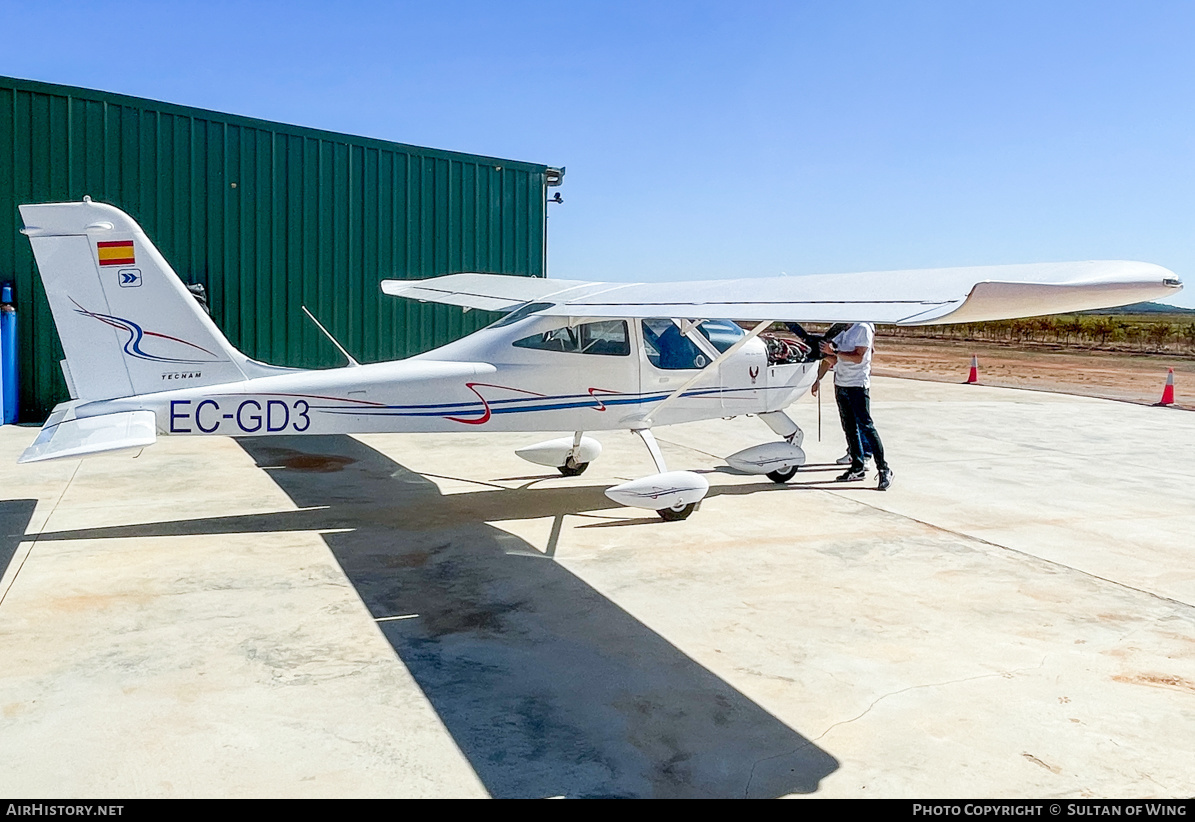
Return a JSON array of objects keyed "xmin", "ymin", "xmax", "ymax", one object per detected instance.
[{"xmin": 0, "ymin": 75, "xmax": 562, "ymax": 420}]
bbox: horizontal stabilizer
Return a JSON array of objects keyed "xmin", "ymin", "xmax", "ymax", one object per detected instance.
[{"xmin": 19, "ymin": 410, "xmax": 157, "ymax": 464}]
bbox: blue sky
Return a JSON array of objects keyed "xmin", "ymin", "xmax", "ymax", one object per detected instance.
[{"xmin": 3, "ymin": 1, "xmax": 1193, "ymax": 306}]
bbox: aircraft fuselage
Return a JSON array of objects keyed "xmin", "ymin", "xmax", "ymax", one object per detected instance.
[{"xmin": 74, "ymin": 314, "xmax": 817, "ymax": 437}]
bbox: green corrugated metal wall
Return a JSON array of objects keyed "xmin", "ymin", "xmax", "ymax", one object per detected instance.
[{"xmin": 0, "ymin": 75, "xmax": 552, "ymax": 421}]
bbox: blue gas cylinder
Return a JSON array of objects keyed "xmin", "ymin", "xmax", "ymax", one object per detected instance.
[{"xmin": 1, "ymin": 283, "xmax": 17, "ymax": 424}]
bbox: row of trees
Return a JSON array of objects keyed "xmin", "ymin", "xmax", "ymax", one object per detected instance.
[{"xmin": 881, "ymin": 315, "xmax": 1195, "ymax": 354}]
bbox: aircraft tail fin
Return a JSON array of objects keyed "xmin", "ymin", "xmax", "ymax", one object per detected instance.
[{"xmin": 19, "ymin": 199, "xmax": 251, "ymax": 401}]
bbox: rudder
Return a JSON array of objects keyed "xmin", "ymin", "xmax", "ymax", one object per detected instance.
[{"xmin": 20, "ymin": 199, "xmax": 250, "ymax": 401}]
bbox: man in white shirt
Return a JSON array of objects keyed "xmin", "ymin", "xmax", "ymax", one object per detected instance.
[{"xmin": 811, "ymin": 322, "xmax": 893, "ymax": 491}]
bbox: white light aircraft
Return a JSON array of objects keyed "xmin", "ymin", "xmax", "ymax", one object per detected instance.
[{"xmin": 17, "ymin": 199, "xmax": 1183, "ymax": 519}]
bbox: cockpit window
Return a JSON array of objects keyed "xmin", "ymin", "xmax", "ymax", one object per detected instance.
[
  {"xmin": 642, "ymin": 319, "xmax": 745, "ymax": 370},
  {"xmin": 491, "ymin": 301, "xmax": 556, "ymax": 328},
  {"xmin": 580, "ymin": 320, "xmax": 632, "ymax": 355},
  {"xmin": 513, "ymin": 320, "xmax": 630, "ymax": 356}
]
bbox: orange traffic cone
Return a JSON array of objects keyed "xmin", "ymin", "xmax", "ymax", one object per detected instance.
[
  {"xmin": 1157, "ymin": 368, "xmax": 1175, "ymax": 406},
  {"xmin": 966, "ymin": 354, "xmax": 979, "ymax": 384}
]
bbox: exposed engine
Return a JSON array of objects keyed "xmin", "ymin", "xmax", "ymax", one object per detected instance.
[{"xmin": 761, "ymin": 334, "xmax": 815, "ymax": 365}]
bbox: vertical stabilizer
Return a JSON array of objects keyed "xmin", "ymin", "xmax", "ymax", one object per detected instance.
[{"xmin": 19, "ymin": 200, "xmax": 250, "ymax": 400}]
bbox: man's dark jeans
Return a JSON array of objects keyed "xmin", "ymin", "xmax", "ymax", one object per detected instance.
[{"xmin": 835, "ymin": 385, "xmax": 887, "ymax": 472}]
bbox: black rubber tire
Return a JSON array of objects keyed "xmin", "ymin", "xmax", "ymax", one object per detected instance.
[
  {"xmin": 558, "ymin": 461, "xmax": 589, "ymax": 477},
  {"xmin": 766, "ymin": 465, "xmax": 798, "ymax": 483},
  {"xmin": 656, "ymin": 502, "xmax": 697, "ymax": 521}
]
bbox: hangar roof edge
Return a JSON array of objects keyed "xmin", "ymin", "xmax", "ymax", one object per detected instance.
[{"xmin": 0, "ymin": 74, "xmax": 555, "ymax": 173}]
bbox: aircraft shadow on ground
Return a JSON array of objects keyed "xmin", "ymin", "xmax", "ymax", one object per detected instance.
[
  {"xmin": 31, "ymin": 436, "xmax": 837, "ymax": 798},
  {"xmin": 0, "ymin": 498, "xmax": 36, "ymax": 583}
]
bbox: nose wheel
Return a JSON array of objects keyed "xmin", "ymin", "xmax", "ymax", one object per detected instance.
[
  {"xmin": 558, "ymin": 458, "xmax": 589, "ymax": 477},
  {"xmin": 766, "ymin": 465, "xmax": 798, "ymax": 483}
]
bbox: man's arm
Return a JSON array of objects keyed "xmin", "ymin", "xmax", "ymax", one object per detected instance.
[
  {"xmin": 834, "ymin": 345, "xmax": 868, "ymax": 364},
  {"xmin": 810, "ymin": 355, "xmax": 835, "ymax": 396},
  {"xmin": 820, "ymin": 325, "xmax": 871, "ymax": 364}
]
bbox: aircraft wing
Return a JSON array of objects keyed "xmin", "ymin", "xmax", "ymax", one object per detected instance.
[
  {"xmin": 381, "ymin": 273, "xmax": 602, "ymax": 312},
  {"xmin": 381, "ymin": 261, "xmax": 1182, "ymax": 324}
]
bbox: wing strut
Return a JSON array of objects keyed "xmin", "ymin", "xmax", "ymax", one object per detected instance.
[
  {"xmin": 675, "ymin": 319, "xmax": 722, "ymax": 363},
  {"xmin": 636, "ymin": 320, "xmax": 773, "ymax": 427}
]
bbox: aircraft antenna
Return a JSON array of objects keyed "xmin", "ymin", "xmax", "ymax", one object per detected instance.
[{"xmin": 301, "ymin": 306, "xmax": 360, "ymax": 367}]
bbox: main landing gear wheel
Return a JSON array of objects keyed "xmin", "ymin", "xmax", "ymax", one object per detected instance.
[
  {"xmin": 766, "ymin": 465, "xmax": 798, "ymax": 484},
  {"xmin": 656, "ymin": 501, "xmax": 697, "ymax": 521},
  {"xmin": 558, "ymin": 460, "xmax": 589, "ymax": 477}
]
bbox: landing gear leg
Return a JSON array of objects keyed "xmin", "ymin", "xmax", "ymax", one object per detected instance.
[
  {"xmin": 759, "ymin": 410, "xmax": 803, "ymax": 448},
  {"xmin": 634, "ymin": 428, "xmax": 669, "ymax": 474},
  {"xmin": 558, "ymin": 431, "xmax": 590, "ymax": 476}
]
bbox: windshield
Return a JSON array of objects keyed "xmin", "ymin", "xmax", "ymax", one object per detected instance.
[
  {"xmin": 641, "ymin": 319, "xmax": 745, "ymax": 370},
  {"xmin": 699, "ymin": 319, "xmax": 746, "ymax": 352}
]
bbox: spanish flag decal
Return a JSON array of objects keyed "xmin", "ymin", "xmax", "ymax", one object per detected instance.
[{"xmin": 97, "ymin": 240, "xmax": 135, "ymax": 267}]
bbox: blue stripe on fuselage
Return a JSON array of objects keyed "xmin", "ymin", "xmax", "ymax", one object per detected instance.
[{"xmin": 309, "ymin": 386, "xmax": 760, "ymax": 419}]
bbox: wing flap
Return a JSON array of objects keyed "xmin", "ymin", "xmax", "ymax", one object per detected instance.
[{"xmin": 18, "ymin": 409, "xmax": 157, "ymax": 464}]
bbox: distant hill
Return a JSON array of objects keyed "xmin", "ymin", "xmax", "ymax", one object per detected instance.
[{"xmin": 1079, "ymin": 302, "xmax": 1195, "ymax": 316}]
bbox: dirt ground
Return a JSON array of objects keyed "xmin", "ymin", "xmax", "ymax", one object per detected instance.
[{"xmin": 870, "ymin": 335, "xmax": 1193, "ymax": 411}]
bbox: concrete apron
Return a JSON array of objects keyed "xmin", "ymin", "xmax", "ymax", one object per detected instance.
[{"xmin": 0, "ymin": 376, "xmax": 1192, "ymax": 798}]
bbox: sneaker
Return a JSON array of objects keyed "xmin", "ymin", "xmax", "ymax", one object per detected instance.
[
  {"xmin": 836, "ymin": 468, "xmax": 866, "ymax": 482},
  {"xmin": 877, "ymin": 467, "xmax": 894, "ymax": 491},
  {"xmin": 836, "ymin": 452, "xmax": 873, "ymax": 465}
]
